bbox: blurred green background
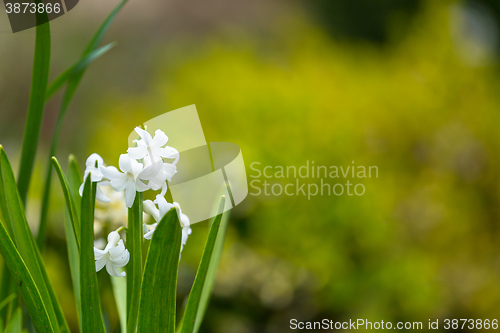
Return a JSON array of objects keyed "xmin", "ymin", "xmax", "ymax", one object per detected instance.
[{"xmin": 2, "ymin": 0, "xmax": 500, "ymax": 331}]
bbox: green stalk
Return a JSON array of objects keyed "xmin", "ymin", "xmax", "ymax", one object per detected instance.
[
  {"xmin": 127, "ymin": 193, "xmax": 143, "ymax": 333},
  {"xmin": 17, "ymin": 21, "xmax": 51, "ymax": 206}
]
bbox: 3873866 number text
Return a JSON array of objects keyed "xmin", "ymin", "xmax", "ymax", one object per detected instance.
[{"xmin": 5, "ymin": 2, "xmax": 61, "ymax": 14}]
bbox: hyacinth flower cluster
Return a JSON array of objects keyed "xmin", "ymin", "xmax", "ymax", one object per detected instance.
[
  {"xmin": 80, "ymin": 127, "xmax": 192, "ymax": 277},
  {"xmin": 0, "ymin": 3, "xmax": 230, "ymax": 329}
]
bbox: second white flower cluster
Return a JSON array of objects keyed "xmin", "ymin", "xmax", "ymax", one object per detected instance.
[{"xmin": 81, "ymin": 127, "xmax": 192, "ymax": 277}]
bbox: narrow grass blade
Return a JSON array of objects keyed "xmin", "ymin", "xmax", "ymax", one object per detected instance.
[
  {"xmin": 111, "ymin": 276, "xmax": 127, "ymax": 333},
  {"xmin": 4, "ymin": 307, "xmax": 21, "ymax": 333},
  {"xmin": 0, "ymin": 147, "xmax": 60, "ymax": 332},
  {"xmin": 0, "ymin": 220, "xmax": 53, "ymax": 332},
  {"xmin": 80, "ymin": 177, "xmax": 105, "ymax": 332},
  {"xmin": 178, "ymin": 196, "xmax": 226, "ymax": 333},
  {"xmin": 63, "ymin": 208, "xmax": 81, "ymax": 330},
  {"xmin": 193, "ymin": 210, "xmax": 230, "ymax": 333},
  {"xmin": 30, "ymin": 238, "xmax": 70, "ymax": 333},
  {"xmin": 126, "ymin": 193, "xmax": 142, "ymax": 333},
  {"xmin": 0, "ymin": 174, "xmax": 15, "ymax": 324},
  {"xmin": 0, "ymin": 265, "xmax": 14, "ymax": 327},
  {"xmin": 51, "ymin": 157, "xmax": 80, "ymax": 249},
  {"xmin": 67, "ymin": 155, "xmax": 82, "ymax": 216},
  {"xmin": 16, "ymin": 21, "xmax": 51, "ymax": 206},
  {"xmin": 45, "ymin": 43, "xmax": 116, "ymax": 101},
  {"xmin": 0, "ymin": 295, "xmax": 16, "ymax": 314},
  {"xmin": 137, "ymin": 209, "xmax": 181, "ymax": 333},
  {"xmin": 65, "ymin": 156, "xmax": 82, "ymax": 328}
]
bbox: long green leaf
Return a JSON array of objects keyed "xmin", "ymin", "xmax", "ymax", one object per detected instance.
[
  {"xmin": 45, "ymin": 43, "xmax": 116, "ymax": 101},
  {"xmin": 37, "ymin": 0, "xmax": 128, "ymax": 249},
  {"xmin": 16, "ymin": 21, "xmax": 51, "ymax": 206},
  {"xmin": 127, "ymin": 193, "xmax": 143, "ymax": 333},
  {"xmin": 64, "ymin": 156, "xmax": 82, "ymax": 329},
  {"xmin": 30, "ymin": 237, "xmax": 70, "ymax": 332},
  {"xmin": 0, "ymin": 147, "xmax": 60, "ymax": 332},
  {"xmin": 193, "ymin": 209, "xmax": 230, "ymax": 333},
  {"xmin": 51, "ymin": 157, "xmax": 80, "ymax": 249},
  {"xmin": 111, "ymin": 276, "xmax": 127, "ymax": 333},
  {"xmin": 0, "ymin": 220, "xmax": 52, "ymax": 332},
  {"xmin": 178, "ymin": 196, "xmax": 226, "ymax": 333},
  {"xmin": 4, "ymin": 308, "xmax": 21, "ymax": 333},
  {"xmin": 63, "ymin": 209, "xmax": 81, "ymax": 330},
  {"xmin": 67, "ymin": 155, "xmax": 82, "ymax": 217},
  {"xmin": 137, "ymin": 209, "xmax": 181, "ymax": 333},
  {"xmin": 80, "ymin": 176, "xmax": 105, "ymax": 332},
  {"xmin": 0, "ymin": 172, "xmax": 16, "ymax": 324}
]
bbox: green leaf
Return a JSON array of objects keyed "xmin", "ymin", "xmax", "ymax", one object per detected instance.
[
  {"xmin": 16, "ymin": 21, "xmax": 51, "ymax": 206},
  {"xmin": 65, "ymin": 155, "xmax": 82, "ymax": 328},
  {"xmin": 4, "ymin": 308, "xmax": 21, "ymax": 333},
  {"xmin": 67, "ymin": 155, "xmax": 82, "ymax": 217},
  {"xmin": 0, "ymin": 219, "xmax": 52, "ymax": 332},
  {"xmin": 137, "ymin": 209, "xmax": 182, "ymax": 333},
  {"xmin": 51, "ymin": 157, "xmax": 80, "ymax": 249},
  {"xmin": 0, "ymin": 147, "xmax": 60, "ymax": 332},
  {"xmin": 0, "ymin": 172, "xmax": 16, "ymax": 324},
  {"xmin": 63, "ymin": 208, "xmax": 81, "ymax": 330},
  {"xmin": 111, "ymin": 276, "xmax": 127, "ymax": 333},
  {"xmin": 45, "ymin": 43, "xmax": 116, "ymax": 101},
  {"xmin": 30, "ymin": 243, "xmax": 70, "ymax": 333},
  {"xmin": 0, "ymin": 295, "xmax": 16, "ymax": 314},
  {"xmin": 36, "ymin": 0, "xmax": 128, "ymax": 249},
  {"xmin": 80, "ymin": 177, "xmax": 105, "ymax": 333},
  {"xmin": 178, "ymin": 196, "xmax": 226, "ymax": 333},
  {"xmin": 193, "ymin": 209, "xmax": 230, "ymax": 333},
  {"xmin": 127, "ymin": 193, "xmax": 143, "ymax": 333}
]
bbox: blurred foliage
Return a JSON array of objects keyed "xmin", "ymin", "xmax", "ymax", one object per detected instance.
[
  {"xmin": 2, "ymin": 0, "xmax": 500, "ymax": 332},
  {"xmin": 304, "ymin": 0, "xmax": 422, "ymax": 43}
]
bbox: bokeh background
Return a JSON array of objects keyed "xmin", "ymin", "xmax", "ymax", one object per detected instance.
[{"xmin": 2, "ymin": 0, "xmax": 500, "ymax": 331}]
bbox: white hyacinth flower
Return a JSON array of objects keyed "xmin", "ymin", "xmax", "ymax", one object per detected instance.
[
  {"xmin": 143, "ymin": 195, "xmax": 192, "ymax": 251},
  {"xmin": 128, "ymin": 128, "xmax": 179, "ymax": 165},
  {"xmin": 140, "ymin": 160, "xmax": 177, "ymax": 194},
  {"xmin": 94, "ymin": 231, "xmax": 130, "ymax": 277},
  {"xmin": 79, "ymin": 153, "xmax": 111, "ymax": 203},
  {"xmin": 100, "ymin": 154, "xmax": 162, "ymax": 208}
]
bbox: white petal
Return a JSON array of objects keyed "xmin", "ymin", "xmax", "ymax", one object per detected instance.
[
  {"xmin": 106, "ymin": 261, "xmax": 125, "ymax": 277},
  {"xmin": 134, "ymin": 127, "xmax": 153, "ymax": 146},
  {"xmin": 124, "ymin": 182, "xmax": 137, "ymax": 208},
  {"xmin": 110, "ymin": 247, "xmax": 130, "ymax": 267},
  {"xmin": 180, "ymin": 214, "xmax": 190, "ymax": 227},
  {"xmin": 130, "ymin": 159, "xmax": 144, "ymax": 178},
  {"xmin": 119, "ymin": 154, "xmax": 133, "ymax": 174},
  {"xmin": 89, "ymin": 170, "xmax": 104, "ymax": 182},
  {"xmin": 107, "ymin": 231, "xmax": 121, "ymax": 247},
  {"xmin": 96, "ymin": 186, "xmax": 111, "ymax": 203},
  {"xmin": 95, "ymin": 257, "xmax": 107, "ymax": 272},
  {"xmin": 143, "ymin": 200, "xmax": 160, "ymax": 222},
  {"xmin": 151, "ymin": 129, "xmax": 169, "ymax": 147},
  {"xmin": 156, "ymin": 195, "xmax": 175, "ymax": 219},
  {"xmin": 100, "ymin": 166, "xmax": 123, "ymax": 182},
  {"xmin": 159, "ymin": 147, "xmax": 179, "ymax": 164},
  {"xmin": 138, "ymin": 161, "xmax": 162, "ymax": 180},
  {"xmin": 94, "ymin": 248, "xmax": 107, "ymax": 260},
  {"xmin": 160, "ymin": 183, "xmax": 168, "ymax": 197},
  {"xmin": 135, "ymin": 178, "xmax": 150, "ymax": 192},
  {"xmin": 144, "ymin": 229, "xmax": 155, "ymax": 240},
  {"xmin": 127, "ymin": 146, "xmax": 148, "ymax": 160},
  {"xmin": 163, "ymin": 163, "xmax": 177, "ymax": 182},
  {"xmin": 86, "ymin": 153, "xmax": 104, "ymax": 169}
]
